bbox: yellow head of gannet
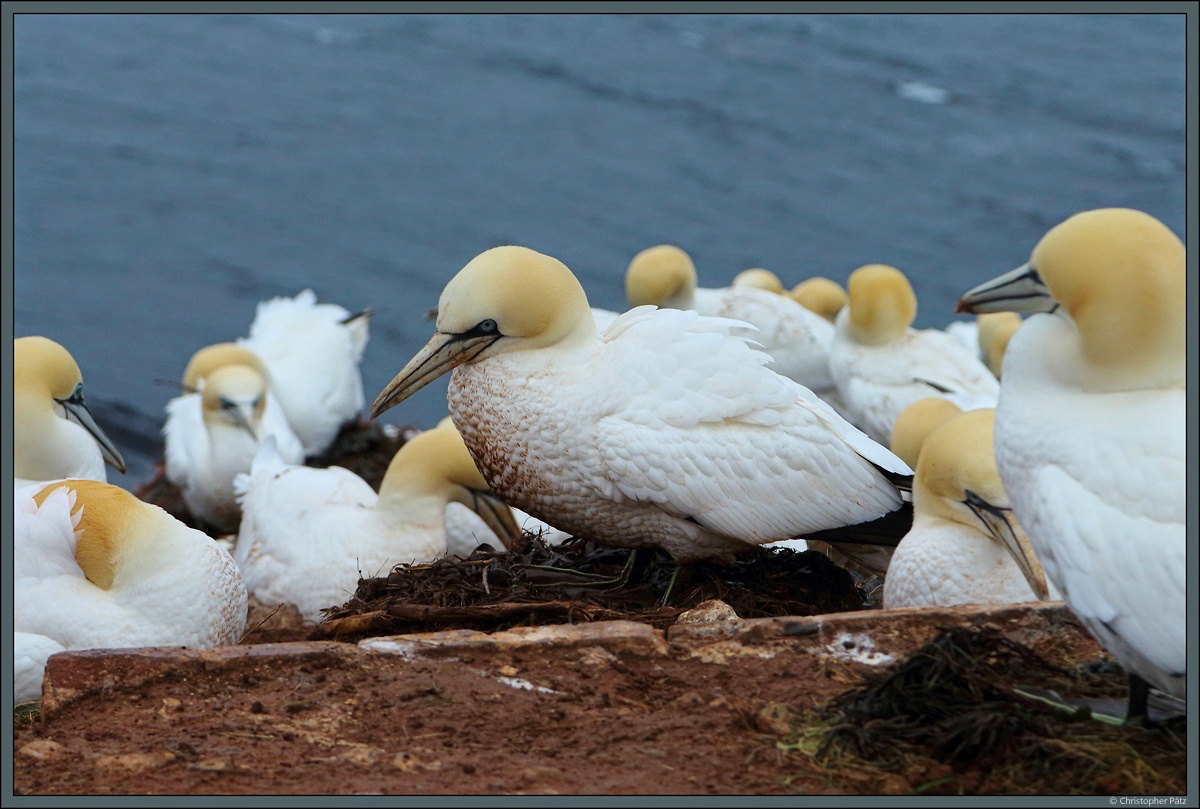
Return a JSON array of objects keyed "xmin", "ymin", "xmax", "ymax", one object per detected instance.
[
  {"xmin": 845, "ymin": 264, "xmax": 917, "ymax": 346},
  {"xmin": 790, "ymin": 277, "xmax": 847, "ymax": 322},
  {"xmin": 14, "ymin": 479, "xmax": 247, "ymax": 701},
  {"xmin": 883, "ymin": 408, "xmax": 1050, "ymax": 608},
  {"xmin": 625, "ymin": 244, "xmax": 697, "ymax": 309},
  {"xmin": 14, "ymin": 336, "xmax": 126, "ymax": 485},
  {"xmin": 975, "ymin": 312, "xmax": 1022, "ymax": 379},
  {"xmin": 731, "ymin": 268, "xmax": 785, "ymax": 294},
  {"xmin": 182, "ymin": 342, "xmax": 268, "ymax": 392},
  {"xmin": 888, "ymin": 397, "xmax": 963, "ymax": 471},
  {"xmin": 958, "ymin": 208, "xmax": 1184, "ymax": 390},
  {"xmin": 201, "ymin": 364, "xmax": 269, "ymax": 439}
]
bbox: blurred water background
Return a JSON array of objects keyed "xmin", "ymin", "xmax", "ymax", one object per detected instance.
[{"xmin": 13, "ymin": 13, "xmax": 1186, "ymax": 492}]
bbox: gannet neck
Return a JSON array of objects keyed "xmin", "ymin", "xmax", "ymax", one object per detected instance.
[
  {"xmin": 625, "ymin": 244, "xmax": 697, "ymax": 309},
  {"xmin": 846, "ymin": 264, "xmax": 917, "ymax": 345},
  {"xmin": 889, "ymin": 397, "xmax": 963, "ymax": 470},
  {"xmin": 732, "ymin": 268, "xmax": 785, "ymax": 294},
  {"xmin": 183, "ymin": 343, "xmax": 267, "ymax": 390},
  {"xmin": 1030, "ymin": 208, "xmax": 1185, "ymax": 389},
  {"xmin": 790, "ymin": 277, "xmax": 847, "ymax": 322}
]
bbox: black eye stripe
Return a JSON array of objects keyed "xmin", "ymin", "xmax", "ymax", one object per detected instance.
[{"xmin": 456, "ymin": 319, "xmax": 501, "ymax": 340}]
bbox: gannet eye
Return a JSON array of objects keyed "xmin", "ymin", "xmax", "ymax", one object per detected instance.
[{"xmin": 478, "ymin": 319, "xmax": 498, "ymax": 334}]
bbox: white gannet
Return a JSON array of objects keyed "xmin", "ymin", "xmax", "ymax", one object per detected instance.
[
  {"xmin": 790, "ymin": 277, "xmax": 848, "ymax": 323},
  {"xmin": 165, "ymin": 356, "xmax": 305, "ymax": 534},
  {"xmin": 625, "ymin": 244, "xmax": 838, "ymax": 397},
  {"xmin": 237, "ymin": 289, "xmax": 370, "ymax": 457},
  {"xmin": 882, "ymin": 408, "xmax": 1054, "ymax": 609},
  {"xmin": 829, "ymin": 264, "xmax": 1000, "ymax": 445},
  {"xmin": 957, "ymin": 207, "xmax": 1185, "ymax": 716},
  {"xmin": 14, "ymin": 480, "xmax": 247, "ymax": 703},
  {"xmin": 371, "ymin": 245, "xmax": 913, "ymax": 566},
  {"xmin": 232, "ymin": 423, "xmax": 520, "ymax": 622},
  {"xmin": 14, "ymin": 337, "xmax": 126, "ymax": 489}
]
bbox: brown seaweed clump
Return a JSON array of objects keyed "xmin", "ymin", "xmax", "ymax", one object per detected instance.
[{"xmin": 315, "ymin": 534, "xmax": 872, "ymax": 640}]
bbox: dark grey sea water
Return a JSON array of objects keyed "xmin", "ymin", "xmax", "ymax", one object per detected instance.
[{"xmin": 13, "ymin": 13, "xmax": 1187, "ymax": 491}]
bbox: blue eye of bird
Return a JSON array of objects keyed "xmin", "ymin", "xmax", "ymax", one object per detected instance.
[{"xmin": 478, "ymin": 319, "xmax": 498, "ymax": 333}]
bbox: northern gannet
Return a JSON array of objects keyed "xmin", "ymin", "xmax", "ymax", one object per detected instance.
[
  {"xmin": 957, "ymin": 207, "xmax": 1185, "ymax": 716},
  {"xmin": 237, "ymin": 289, "xmax": 370, "ymax": 457},
  {"xmin": 14, "ymin": 337, "xmax": 126, "ymax": 489},
  {"xmin": 829, "ymin": 264, "xmax": 1000, "ymax": 445},
  {"xmin": 14, "ymin": 480, "xmax": 247, "ymax": 703},
  {"xmin": 625, "ymin": 244, "xmax": 837, "ymax": 396},
  {"xmin": 372, "ymin": 245, "xmax": 912, "ymax": 565},
  {"xmin": 232, "ymin": 422, "xmax": 520, "ymax": 621},
  {"xmin": 882, "ymin": 408, "xmax": 1053, "ymax": 609}
]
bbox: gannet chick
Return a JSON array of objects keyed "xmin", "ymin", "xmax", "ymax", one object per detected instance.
[
  {"xmin": 14, "ymin": 337, "xmax": 126, "ymax": 489},
  {"xmin": 790, "ymin": 277, "xmax": 848, "ymax": 323},
  {"xmin": 237, "ymin": 289, "xmax": 370, "ymax": 457},
  {"xmin": 14, "ymin": 480, "xmax": 247, "ymax": 703},
  {"xmin": 626, "ymin": 244, "xmax": 837, "ymax": 396},
  {"xmin": 372, "ymin": 245, "xmax": 912, "ymax": 565},
  {"xmin": 165, "ymin": 358, "xmax": 305, "ymax": 534},
  {"xmin": 830, "ymin": 264, "xmax": 1000, "ymax": 445},
  {"xmin": 732, "ymin": 268, "xmax": 786, "ymax": 294},
  {"xmin": 958, "ymin": 208, "xmax": 1185, "ymax": 716},
  {"xmin": 232, "ymin": 423, "xmax": 520, "ymax": 622},
  {"xmin": 883, "ymin": 408, "xmax": 1053, "ymax": 608}
]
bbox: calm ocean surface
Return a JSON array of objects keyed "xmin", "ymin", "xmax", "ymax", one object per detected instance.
[{"xmin": 13, "ymin": 13, "xmax": 1187, "ymax": 491}]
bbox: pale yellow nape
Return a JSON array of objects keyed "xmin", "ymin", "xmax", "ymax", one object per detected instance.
[
  {"xmin": 889, "ymin": 397, "xmax": 963, "ymax": 470},
  {"xmin": 183, "ymin": 343, "xmax": 267, "ymax": 389},
  {"xmin": 15, "ymin": 336, "xmax": 84, "ymax": 401},
  {"xmin": 914, "ymin": 407, "xmax": 1002, "ymax": 507},
  {"xmin": 378, "ymin": 418, "xmax": 490, "ymax": 499},
  {"xmin": 437, "ymin": 246, "xmax": 592, "ymax": 348},
  {"xmin": 32, "ymin": 479, "xmax": 150, "ymax": 591},
  {"xmin": 625, "ymin": 244, "xmax": 697, "ymax": 308},
  {"xmin": 976, "ymin": 312, "xmax": 1021, "ymax": 378},
  {"xmin": 1029, "ymin": 208, "xmax": 1185, "ymax": 379},
  {"xmin": 846, "ymin": 264, "xmax": 917, "ymax": 345},
  {"xmin": 732, "ymin": 268, "xmax": 785, "ymax": 294},
  {"xmin": 790, "ymin": 277, "xmax": 847, "ymax": 321}
]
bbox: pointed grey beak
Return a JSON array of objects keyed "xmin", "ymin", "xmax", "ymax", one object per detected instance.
[
  {"xmin": 57, "ymin": 384, "xmax": 126, "ymax": 474},
  {"xmin": 963, "ymin": 489, "xmax": 1050, "ymax": 600},
  {"xmin": 220, "ymin": 398, "xmax": 259, "ymax": 440},
  {"xmin": 371, "ymin": 330, "xmax": 500, "ymax": 420},
  {"xmin": 957, "ymin": 263, "xmax": 1056, "ymax": 315}
]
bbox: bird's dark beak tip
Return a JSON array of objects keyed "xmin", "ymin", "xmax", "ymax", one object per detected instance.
[{"xmin": 954, "ymin": 299, "xmax": 971, "ymax": 314}]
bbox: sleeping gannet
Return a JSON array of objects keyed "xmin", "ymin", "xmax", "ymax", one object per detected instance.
[
  {"xmin": 14, "ymin": 480, "xmax": 247, "ymax": 703},
  {"xmin": 790, "ymin": 277, "xmax": 848, "ymax": 323},
  {"xmin": 883, "ymin": 408, "xmax": 1053, "ymax": 608},
  {"xmin": 165, "ymin": 358, "xmax": 305, "ymax": 534},
  {"xmin": 232, "ymin": 422, "xmax": 520, "ymax": 621},
  {"xmin": 237, "ymin": 289, "xmax": 370, "ymax": 457},
  {"xmin": 625, "ymin": 244, "xmax": 838, "ymax": 397},
  {"xmin": 14, "ymin": 337, "xmax": 126, "ymax": 489},
  {"xmin": 372, "ymin": 245, "xmax": 912, "ymax": 565},
  {"xmin": 829, "ymin": 264, "xmax": 1000, "ymax": 445},
  {"xmin": 957, "ymin": 207, "xmax": 1186, "ymax": 717}
]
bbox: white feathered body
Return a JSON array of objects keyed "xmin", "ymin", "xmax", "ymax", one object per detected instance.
[
  {"xmin": 238, "ymin": 289, "xmax": 368, "ymax": 457},
  {"xmin": 448, "ymin": 307, "xmax": 908, "ymax": 564},
  {"xmin": 993, "ymin": 313, "xmax": 1185, "ymax": 699},
  {"xmin": 830, "ymin": 312, "xmax": 1000, "ymax": 444},
  {"xmin": 164, "ymin": 392, "xmax": 305, "ymax": 532},
  {"xmin": 13, "ymin": 484, "xmax": 247, "ymax": 702},
  {"xmin": 691, "ymin": 285, "xmax": 836, "ymax": 394},
  {"xmin": 233, "ymin": 442, "xmax": 446, "ymax": 621}
]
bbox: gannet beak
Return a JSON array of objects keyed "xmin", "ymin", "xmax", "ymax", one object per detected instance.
[
  {"xmin": 371, "ymin": 331, "xmax": 500, "ymax": 419},
  {"xmin": 956, "ymin": 263, "xmax": 1056, "ymax": 315},
  {"xmin": 464, "ymin": 487, "xmax": 524, "ymax": 547},
  {"xmin": 58, "ymin": 385, "xmax": 126, "ymax": 474},
  {"xmin": 221, "ymin": 399, "xmax": 259, "ymax": 440},
  {"xmin": 963, "ymin": 490, "xmax": 1050, "ymax": 600}
]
